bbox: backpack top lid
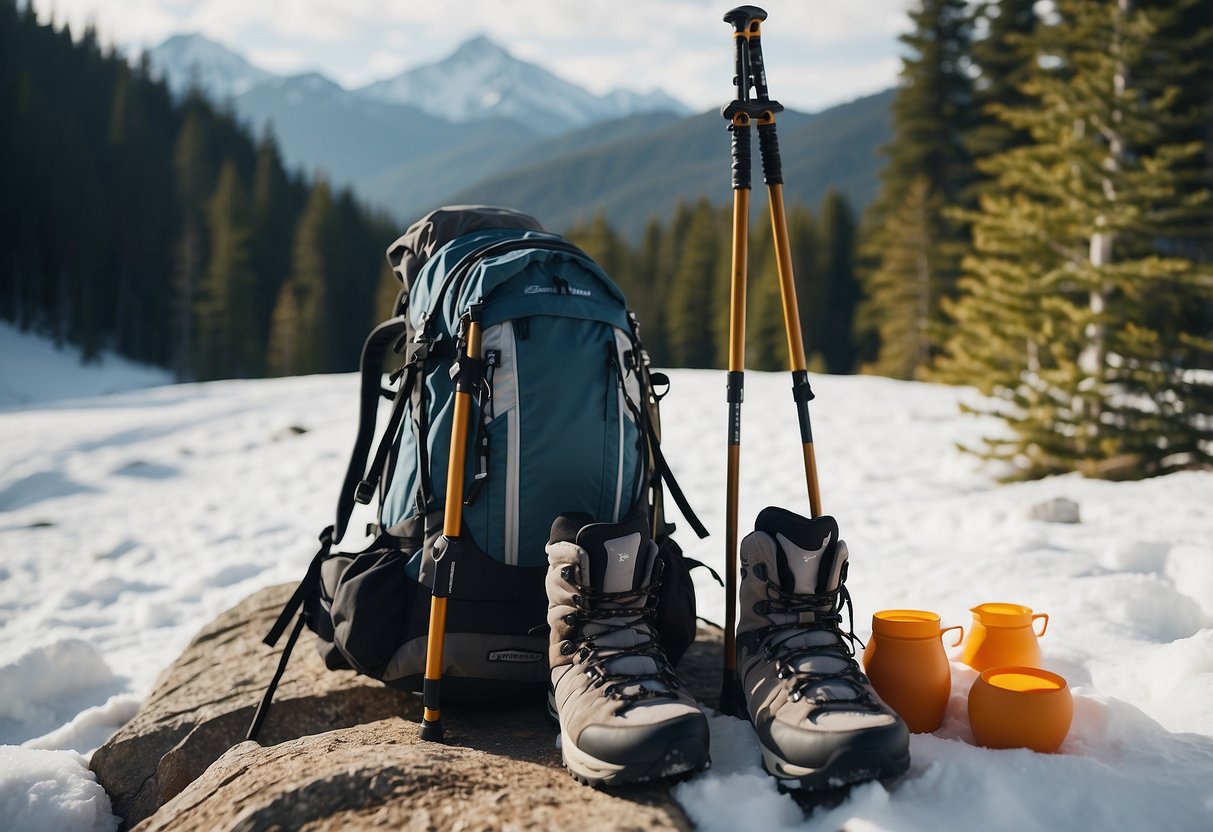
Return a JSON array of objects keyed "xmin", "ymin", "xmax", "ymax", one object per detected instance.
[{"xmin": 386, "ymin": 205, "xmax": 545, "ymax": 291}]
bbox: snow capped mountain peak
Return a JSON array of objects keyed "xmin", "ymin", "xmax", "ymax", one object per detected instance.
[
  {"xmin": 449, "ymin": 34, "xmax": 511, "ymax": 63},
  {"xmin": 146, "ymin": 32, "xmax": 688, "ymax": 135},
  {"xmin": 356, "ymin": 36, "xmax": 690, "ymax": 134},
  {"xmin": 146, "ymin": 33, "xmax": 273, "ymax": 100}
]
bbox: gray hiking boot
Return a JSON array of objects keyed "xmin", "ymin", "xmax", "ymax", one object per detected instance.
[
  {"xmin": 546, "ymin": 513, "xmax": 710, "ymax": 787},
  {"xmin": 737, "ymin": 506, "xmax": 910, "ymax": 790}
]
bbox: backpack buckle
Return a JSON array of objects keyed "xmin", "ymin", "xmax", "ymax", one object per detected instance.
[{"xmin": 354, "ymin": 479, "xmax": 376, "ymax": 504}]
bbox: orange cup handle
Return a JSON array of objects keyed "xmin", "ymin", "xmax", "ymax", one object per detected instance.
[
  {"xmin": 942, "ymin": 625, "xmax": 964, "ymax": 647},
  {"xmin": 1033, "ymin": 613, "xmax": 1049, "ymax": 637}
]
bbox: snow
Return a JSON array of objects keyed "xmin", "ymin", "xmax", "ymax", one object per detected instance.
[
  {"xmin": 0, "ymin": 325, "xmax": 1211, "ymax": 830},
  {"xmin": 0, "ymin": 323, "xmax": 172, "ymax": 409}
]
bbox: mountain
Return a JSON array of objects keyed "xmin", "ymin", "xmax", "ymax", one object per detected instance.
[
  {"xmin": 146, "ymin": 33, "xmax": 273, "ymax": 100},
  {"xmin": 141, "ymin": 33, "xmax": 891, "ymax": 235},
  {"xmin": 444, "ymin": 89, "xmax": 895, "ymax": 238},
  {"xmin": 356, "ymin": 35, "xmax": 689, "ymax": 135}
]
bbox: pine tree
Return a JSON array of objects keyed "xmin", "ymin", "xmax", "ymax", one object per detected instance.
[
  {"xmin": 966, "ymin": 0, "xmax": 1039, "ymax": 172},
  {"xmin": 788, "ymin": 204, "xmax": 821, "ymax": 370},
  {"xmin": 196, "ymin": 159, "xmax": 259, "ymax": 380},
  {"xmin": 666, "ymin": 198, "xmax": 723, "ymax": 368},
  {"xmin": 171, "ymin": 102, "xmax": 211, "ymax": 379},
  {"xmin": 860, "ymin": 177, "xmax": 942, "ymax": 378},
  {"xmin": 939, "ymin": 0, "xmax": 1213, "ymax": 478},
  {"xmin": 858, "ymin": 0, "xmax": 976, "ymax": 377},
  {"xmin": 634, "ymin": 216, "xmax": 668, "ymax": 364},
  {"xmin": 267, "ymin": 181, "xmax": 334, "ymax": 376},
  {"xmin": 746, "ymin": 208, "xmax": 783, "ymax": 371},
  {"xmin": 250, "ymin": 129, "xmax": 296, "ymax": 350},
  {"xmin": 817, "ymin": 189, "xmax": 861, "ymax": 373}
]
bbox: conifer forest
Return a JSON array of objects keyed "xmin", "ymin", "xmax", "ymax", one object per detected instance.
[{"xmin": 2, "ymin": 0, "xmax": 1210, "ymax": 479}]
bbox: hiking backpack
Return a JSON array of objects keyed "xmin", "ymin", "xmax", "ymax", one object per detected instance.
[{"xmin": 248, "ymin": 206, "xmax": 710, "ymax": 740}]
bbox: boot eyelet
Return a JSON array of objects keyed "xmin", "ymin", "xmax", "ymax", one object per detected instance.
[
  {"xmin": 563, "ymin": 612, "xmax": 577, "ymax": 625},
  {"xmin": 559, "ymin": 641, "xmax": 575, "ymax": 655},
  {"xmin": 790, "ymin": 692, "xmax": 802, "ymax": 703},
  {"xmin": 753, "ymin": 563, "xmax": 767, "ymax": 580},
  {"xmin": 560, "ymin": 566, "xmax": 574, "ymax": 581}
]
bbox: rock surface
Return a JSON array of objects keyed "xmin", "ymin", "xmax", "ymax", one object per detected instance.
[
  {"xmin": 91, "ymin": 583, "xmax": 724, "ymax": 831},
  {"xmin": 1028, "ymin": 496, "xmax": 1081, "ymax": 524}
]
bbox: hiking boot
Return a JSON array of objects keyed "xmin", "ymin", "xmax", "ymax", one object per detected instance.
[
  {"xmin": 546, "ymin": 513, "xmax": 710, "ymax": 787},
  {"xmin": 737, "ymin": 506, "xmax": 910, "ymax": 790}
]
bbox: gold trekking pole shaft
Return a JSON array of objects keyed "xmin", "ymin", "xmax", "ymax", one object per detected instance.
[
  {"xmin": 719, "ymin": 5, "xmax": 824, "ymax": 715},
  {"xmin": 765, "ymin": 167, "xmax": 822, "ymax": 517},
  {"xmin": 717, "ymin": 4, "xmax": 760, "ymax": 717},
  {"xmin": 420, "ymin": 310, "xmax": 484, "ymax": 742}
]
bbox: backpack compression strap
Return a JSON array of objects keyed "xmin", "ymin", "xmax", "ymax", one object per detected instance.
[{"xmin": 609, "ymin": 355, "xmax": 710, "ymax": 540}]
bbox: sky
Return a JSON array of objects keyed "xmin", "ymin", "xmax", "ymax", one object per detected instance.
[{"xmin": 28, "ymin": 0, "xmax": 913, "ymax": 113}]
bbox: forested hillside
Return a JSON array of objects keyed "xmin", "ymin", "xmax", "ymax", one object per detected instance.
[{"xmin": 0, "ymin": 1, "xmax": 394, "ymax": 381}]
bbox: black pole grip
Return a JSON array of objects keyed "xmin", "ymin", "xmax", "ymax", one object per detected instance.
[
  {"xmin": 730, "ymin": 122, "xmax": 752, "ymax": 190},
  {"xmin": 758, "ymin": 121, "xmax": 783, "ymax": 185},
  {"xmin": 724, "ymin": 5, "xmax": 767, "ymax": 32}
]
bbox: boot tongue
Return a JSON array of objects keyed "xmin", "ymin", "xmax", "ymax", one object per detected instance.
[
  {"xmin": 755, "ymin": 507, "xmax": 844, "ymax": 595},
  {"xmin": 576, "ymin": 514, "xmax": 651, "ymax": 595}
]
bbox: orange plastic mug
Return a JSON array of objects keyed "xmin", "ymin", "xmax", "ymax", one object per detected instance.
[
  {"xmin": 960, "ymin": 603, "xmax": 1049, "ymax": 671},
  {"xmin": 968, "ymin": 666, "xmax": 1072, "ymax": 753},
  {"xmin": 863, "ymin": 610, "xmax": 963, "ymax": 733}
]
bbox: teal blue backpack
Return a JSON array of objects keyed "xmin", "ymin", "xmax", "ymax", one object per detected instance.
[{"xmin": 249, "ymin": 207, "xmax": 709, "ymax": 740}]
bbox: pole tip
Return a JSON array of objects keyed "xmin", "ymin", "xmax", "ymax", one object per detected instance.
[
  {"xmin": 419, "ymin": 717, "xmax": 444, "ymax": 743},
  {"xmin": 718, "ymin": 671, "xmax": 748, "ymax": 719}
]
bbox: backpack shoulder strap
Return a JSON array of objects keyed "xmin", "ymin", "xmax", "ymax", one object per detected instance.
[{"xmin": 333, "ymin": 316, "xmax": 413, "ymax": 543}]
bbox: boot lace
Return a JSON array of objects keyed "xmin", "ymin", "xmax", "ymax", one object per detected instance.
[
  {"xmin": 755, "ymin": 582, "xmax": 879, "ymax": 708},
  {"xmin": 563, "ymin": 576, "xmax": 682, "ymax": 706}
]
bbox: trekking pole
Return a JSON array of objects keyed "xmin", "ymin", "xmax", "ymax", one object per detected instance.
[
  {"xmin": 718, "ymin": 4, "xmax": 759, "ymax": 717},
  {"xmin": 420, "ymin": 304, "xmax": 484, "ymax": 742},
  {"xmin": 745, "ymin": 14, "xmax": 823, "ymax": 517},
  {"xmin": 718, "ymin": 5, "xmax": 824, "ymax": 715}
]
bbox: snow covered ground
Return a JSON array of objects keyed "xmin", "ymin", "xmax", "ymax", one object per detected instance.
[{"xmin": 1, "ymin": 320, "xmax": 1211, "ymax": 831}]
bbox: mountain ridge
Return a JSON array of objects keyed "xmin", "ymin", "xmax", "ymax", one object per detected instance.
[{"xmin": 144, "ymin": 33, "xmax": 891, "ymax": 235}]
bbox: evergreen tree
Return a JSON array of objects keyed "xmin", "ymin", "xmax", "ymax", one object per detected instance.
[
  {"xmin": 250, "ymin": 128, "xmax": 296, "ymax": 349},
  {"xmin": 939, "ymin": 0, "xmax": 1213, "ymax": 478},
  {"xmin": 816, "ymin": 189, "xmax": 860, "ymax": 373},
  {"xmin": 171, "ymin": 102, "xmax": 211, "ymax": 379},
  {"xmin": 746, "ymin": 208, "xmax": 783, "ymax": 371},
  {"xmin": 665, "ymin": 198, "xmax": 723, "ymax": 368},
  {"xmin": 648, "ymin": 201, "xmax": 698, "ymax": 368},
  {"xmin": 196, "ymin": 159, "xmax": 259, "ymax": 380},
  {"xmin": 634, "ymin": 216, "xmax": 668, "ymax": 364},
  {"xmin": 788, "ymin": 204, "xmax": 821, "ymax": 370},
  {"xmin": 860, "ymin": 177, "xmax": 941, "ymax": 378},
  {"xmin": 568, "ymin": 212, "xmax": 632, "ymax": 289},
  {"xmin": 267, "ymin": 181, "xmax": 334, "ymax": 377},
  {"xmin": 858, "ymin": 0, "xmax": 976, "ymax": 377},
  {"xmin": 965, "ymin": 0, "xmax": 1039, "ymax": 171}
]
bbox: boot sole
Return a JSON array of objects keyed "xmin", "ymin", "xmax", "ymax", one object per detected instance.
[
  {"xmin": 561, "ymin": 731, "xmax": 711, "ymax": 788},
  {"xmin": 759, "ymin": 743, "xmax": 910, "ymax": 791}
]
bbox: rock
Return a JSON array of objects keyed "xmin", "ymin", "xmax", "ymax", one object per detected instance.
[
  {"xmin": 134, "ymin": 720, "xmax": 690, "ymax": 832},
  {"xmin": 92, "ymin": 584, "xmax": 723, "ymax": 831},
  {"xmin": 1029, "ymin": 497, "xmax": 1081, "ymax": 524}
]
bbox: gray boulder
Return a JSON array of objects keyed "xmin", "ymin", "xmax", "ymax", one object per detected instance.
[{"xmin": 91, "ymin": 583, "xmax": 721, "ymax": 830}]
